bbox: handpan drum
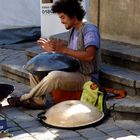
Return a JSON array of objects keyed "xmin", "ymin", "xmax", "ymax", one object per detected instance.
[
  {"xmin": 24, "ymin": 52, "xmax": 80, "ymax": 76},
  {"xmin": 38, "ymin": 100, "xmax": 104, "ymax": 129}
]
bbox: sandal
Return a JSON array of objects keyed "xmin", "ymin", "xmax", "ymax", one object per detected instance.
[
  {"xmin": 7, "ymin": 97, "xmax": 22, "ymax": 107},
  {"xmin": 22, "ymin": 98, "xmax": 46, "ymax": 110},
  {"xmin": 7, "ymin": 97, "xmax": 46, "ymax": 109}
]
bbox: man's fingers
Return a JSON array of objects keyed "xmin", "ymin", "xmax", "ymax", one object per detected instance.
[
  {"xmin": 37, "ymin": 40, "xmax": 46, "ymax": 44},
  {"xmin": 39, "ymin": 38, "xmax": 49, "ymax": 43}
]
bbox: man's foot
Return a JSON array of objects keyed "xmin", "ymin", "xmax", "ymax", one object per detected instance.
[
  {"xmin": 7, "ymin": 97, "xmax": 46, "ymax": 109},
  {"xmin": 22, "ymin": 98, "xmax": 46, "ymax": 109},
  {"xmin": 7, "ymin": 97, "xmax": 22, "ymax": 107}
]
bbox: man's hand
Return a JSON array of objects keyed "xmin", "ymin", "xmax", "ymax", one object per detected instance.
[
  {"xmin": 37, "ymin": 38, "xmax": 54, "ymax": 52},
  {"xmin": 37, "ymin": 38, "xmax": 66, "ymax": 53},
  {"xmin": 50, "ymin": 39, "xmax": 66, "ymax": 53}
]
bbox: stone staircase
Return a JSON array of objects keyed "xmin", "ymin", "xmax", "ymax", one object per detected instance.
[{"xmin": 1, "ymin": 33, "xmax": 140, "ymax": 121}]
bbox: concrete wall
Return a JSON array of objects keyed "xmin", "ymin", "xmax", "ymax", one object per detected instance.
[{"xmin": 89, "ymin": 0, "xmax": 140, "ymax": 45}]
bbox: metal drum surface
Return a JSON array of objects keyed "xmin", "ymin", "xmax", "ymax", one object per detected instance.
[
  {"xmin": 24, "ymin": 52, "xmax": 80, "ymax": 76},
  {"xmin": 39, "ymin": 100, "xmax": 104, "ymax": 128}
]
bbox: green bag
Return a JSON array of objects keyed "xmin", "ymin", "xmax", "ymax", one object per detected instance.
[{"xmin": 80, "ymin": 81, "xmax": 106, "ymax": 113}]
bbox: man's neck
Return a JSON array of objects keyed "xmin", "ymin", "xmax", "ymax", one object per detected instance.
[{"xmin": 73, "ymin": 20, "xmax": 83, "ymax": 30}]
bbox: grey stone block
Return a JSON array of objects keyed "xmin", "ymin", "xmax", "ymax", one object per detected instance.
[
  {"xmin": 101, "ymin": 64, "xmax": 140, "ymax": 88},
  {"xmin": 78, "ymin": 128, "xmax": 107, "ymax": 139},
  {"xmin": 115, "ymin": 120, "xmax": 140, "ymax": 130},
  {"xmin": 107, "ymin": 130, "xmax": 131, "ymax": 138}
]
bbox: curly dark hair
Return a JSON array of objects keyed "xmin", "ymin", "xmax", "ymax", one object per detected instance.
[{"xmin": 51, "ymin": 0, "xmax": 86, "ymax": 21}]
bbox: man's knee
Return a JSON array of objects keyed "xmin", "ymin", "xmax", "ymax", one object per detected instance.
[
  {"xmin": 41, "ymin": 71, "xmax": 64, "ymax": 89},
  {"xmin": 42, "ymin": 71, "xmax": 62, "ymax": 83}
]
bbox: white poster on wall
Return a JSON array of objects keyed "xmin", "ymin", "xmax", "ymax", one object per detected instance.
[{"xmin": 40, "ymin": 0, "xmax": 89, "ymax": 38}]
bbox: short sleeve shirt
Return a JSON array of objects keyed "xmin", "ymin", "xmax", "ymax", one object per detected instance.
[{"xmin": 69, "ymin": 23, "xmax": 100, "ymax": 50}]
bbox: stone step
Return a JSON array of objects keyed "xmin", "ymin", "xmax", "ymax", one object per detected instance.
[
  {"xmin": 101, "ymin": 39, "xmax": 140, "ymax": 72},
  {"xmin": 107, "ymin": 96, "xmax": 140, "ymax": 121},
  {"xmin": 100, "ymin": 64, "xmax": 140, "ymax": 96},
  {"xmin": 1, "ymin": 64, "xmax": 29, "ymax": 85},
  {"xmin": 0, "ymin": 49, "xmax": 29, "ymax": 85},
  {"xmin": 1, "ymin": 63, "xmax": 140, "ymax": 120}
]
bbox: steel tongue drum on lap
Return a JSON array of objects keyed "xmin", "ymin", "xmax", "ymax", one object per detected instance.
[{"xmin": 24, "ymin": 52, "xmax": 80, "ymax": 77}]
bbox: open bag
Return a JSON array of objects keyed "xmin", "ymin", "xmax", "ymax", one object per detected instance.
[{"xmin": 80, "ymin": 81, "xmax": 109, "ymax": 115}]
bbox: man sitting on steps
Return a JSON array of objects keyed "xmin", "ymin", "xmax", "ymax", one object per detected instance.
[{"xmin": 7, "ymin": 0, "xmax": 101, "ymax": 109}]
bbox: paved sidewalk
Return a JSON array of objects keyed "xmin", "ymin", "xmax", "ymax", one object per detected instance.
[{"xmin": 0, "ymin": 46, "xmax": 140, "ymax": 140}]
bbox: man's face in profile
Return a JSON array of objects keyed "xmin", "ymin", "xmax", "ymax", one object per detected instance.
[{"xmin": 58, "ymin": 13, "xmax": 76, "ymax": 30}]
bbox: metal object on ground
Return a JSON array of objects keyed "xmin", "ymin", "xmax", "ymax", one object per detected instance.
[
  {"xmin": 0, "ymin": 84, "xmax": 14, "ymax": 103},
  {"xmin": 24, "ymin": 52, "xmax": 80, "ymax": 77},
  {"xmin": 38, "ymin": 100, "xmax": 104, "ymax": 129},
  {"xmin": 0, "ymin": 115, "xmax": 13, "ymax": 138}
]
